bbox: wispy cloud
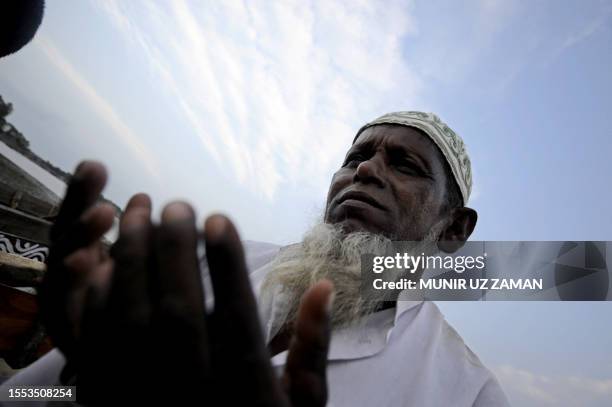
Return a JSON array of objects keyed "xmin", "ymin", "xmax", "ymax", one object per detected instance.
[
  {"xmin": 545, "ymin": 4, "xmax": 612, "ymax": 66},
  {"xmin": 35, "ymin": 37, "xmax": 160, "ymax": 180},
  {"xmin": 560, "ymin": 6, "xmax": 612, "ymax": 51},
  {"xmin": 94, "ymin": 0, "xmax": 422, "ymax": 200},
  {"xmin": 495, "ymin": 365, "xmax": 612, "ymax": 407}
]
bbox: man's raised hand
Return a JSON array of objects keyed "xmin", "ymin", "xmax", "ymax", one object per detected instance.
[
  {"xmin": 40, "ymin": 161, "xmax": 115, "ymax": 359},
  {"xmin": 40, "ymin": 161, "xmax": 334, "ymax": 406}
]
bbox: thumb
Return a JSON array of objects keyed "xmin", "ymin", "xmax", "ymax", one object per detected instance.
[{"xmin": 283, "ymin": 280, "xmax": 334, "ymax": 407}]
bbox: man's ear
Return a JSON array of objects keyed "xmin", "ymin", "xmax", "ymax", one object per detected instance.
[{"xmin": 437, "ymin": 207, "xmax": 478, "ymax": 253}]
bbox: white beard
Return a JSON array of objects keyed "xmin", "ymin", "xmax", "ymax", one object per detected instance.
[{"xmin": 260, "ymin": 220, "xmax": 445, "ymax": 337}]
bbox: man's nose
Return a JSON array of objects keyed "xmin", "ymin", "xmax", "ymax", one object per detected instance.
[{"xmin": 353, "ymin": 154, "xmax": 385, "ymax": 188}]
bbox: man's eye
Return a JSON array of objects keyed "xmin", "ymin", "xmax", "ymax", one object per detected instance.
[{"xmin": 396, "ymin": 160, "xmax": 421, "ymax": 175}]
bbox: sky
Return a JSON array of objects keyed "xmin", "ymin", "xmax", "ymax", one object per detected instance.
[{"xmin": 1, "ymin": 0, "xmax": 611, "ymax": 405}]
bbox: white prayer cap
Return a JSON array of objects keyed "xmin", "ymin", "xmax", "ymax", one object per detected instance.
[{"xmin": 354, "ymin": 111, "xmax": 472, "ymax": 205}]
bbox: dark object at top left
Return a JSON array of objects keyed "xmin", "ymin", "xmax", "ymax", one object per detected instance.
[{"xmin": 0, "ymin": 0, "xmax": 45, "ymax": 58}]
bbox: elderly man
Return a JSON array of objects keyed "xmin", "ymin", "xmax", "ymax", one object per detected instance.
[{"xmin": 1, "ymin": 112, "xmax": 509, "ymax": 406}]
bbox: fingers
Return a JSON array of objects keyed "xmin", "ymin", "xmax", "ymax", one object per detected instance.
[
  {"xmin": 44, "ymin": 164, "xmax": 114, "ymax": 307},
  {"xmin": 152, "ymin": 202, "xmax": 209, "ymax": 385},
  {"xmin": 40, "ymin": 161, "xmax": 114, "ymax": 355},
  {"xmin": 120, "ymin": 193, "xmax": 151, "ymax": 232},
  {"xmin": 48, "ymin": 202, "xmax": 115, "ymax": 269},
  {"xmin": 154, "ymin": 202, "xmax": 205, "ymax": 323},
  {"xmin": 43, "ymin": 201, "xmax": 114, "ymax": 298},
  {"xmin": 204, "ymin": 215, "xmax": 264, "ymax": 345},
  {"xmin": 205, "ymin": 215, "xmax": 286, "ymax": 404},
  {"xmin": 78, "ymin": 195, "xmax": 155, "ymax": 404},
  {"xmin": 77, "ymin": 195, "xmax": 154, "ymax": 404},
  {"xmin": 40, "ymin": 204, "xmax": 114, "ymax": 356},
  {"xmin": 284, "ymin": 280, "xmax": 334, "ymax": 407},
  {"xmin": 50, "ymin": 161, "xmax": 108, "ymax": 245},
  {"xmin": 80, "ymin": 203, "xmax": 116, "ymax": 242},
  {"xmin": 60, "ymin": 245, "xmax": 108, "ymax": 340},
  {"xmin": 107, "ymin": 193, "xmax": 153, "ymax": 326},
  {"xmin": 70, "ymin": 193, "xmax": 151, "ymax": 319}
]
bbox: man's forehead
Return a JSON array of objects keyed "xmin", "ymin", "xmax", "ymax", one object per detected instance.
[{"xmin": 350, "ymin": 124, "xmax": 440, "ymax": 158}]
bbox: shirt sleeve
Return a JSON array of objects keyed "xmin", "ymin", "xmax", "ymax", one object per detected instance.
[
  {"xmin": 0, "ymin": 349, "xmax": 66, "ymax": 406},
  {"xmin": 1, "ymin": 348, "xmax": 65, "ymax": 387}
]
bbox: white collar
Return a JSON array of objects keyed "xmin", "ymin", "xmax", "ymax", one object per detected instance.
[
  {"xmin": 270, "ymin": 300, "xmax": 422, "ymax": 366},
  {"xmin": 249, "ymin": 248, "xmax": 425, "ymax": 365}
]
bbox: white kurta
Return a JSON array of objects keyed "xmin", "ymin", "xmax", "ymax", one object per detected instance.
[{"xmin": 0, "ymin": 241, "xmax": 510, "ymax": 406}]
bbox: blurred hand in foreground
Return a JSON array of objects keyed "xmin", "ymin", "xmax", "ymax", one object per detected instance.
[{"xmin": 40, "ymin": 161, "xmax": 334, "ymax": 406}]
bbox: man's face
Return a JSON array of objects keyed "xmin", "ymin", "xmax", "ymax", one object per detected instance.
[{"xmin": 324, "ymin": 124, "xmax": 450, "ymax": 240}]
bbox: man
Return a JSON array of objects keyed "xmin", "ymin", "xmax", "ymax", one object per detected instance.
[{"xmin": 1, "ymin": 112, "xmax": 509, "ymax": 406}]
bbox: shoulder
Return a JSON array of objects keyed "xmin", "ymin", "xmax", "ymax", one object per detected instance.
[
  {"xmin": 415, "ymin": 302, "xmax": 487, "ymax": 367},
  {"xmin": 402, "ymin": 302, "xmax": 511, "ymax": 406},
  {"xmin": 431, "ymin": 302, "xmax": 510, "ymax": 406},
  {"xmin": 473, "ymin": 376, "xmax": 511, "ymax": 406}
]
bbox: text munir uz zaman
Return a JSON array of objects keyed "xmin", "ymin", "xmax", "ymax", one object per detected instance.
[{"xmin": 371, "ymin": 253, "xmax": 544, "ymax": 292}]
